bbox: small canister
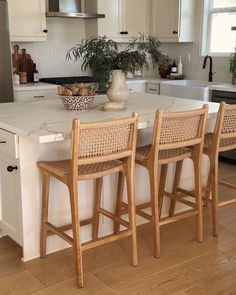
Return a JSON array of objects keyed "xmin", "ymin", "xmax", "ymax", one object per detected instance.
[{"xmin": 19, "ymin": 72, "xmax": 27, "ymax": 84}]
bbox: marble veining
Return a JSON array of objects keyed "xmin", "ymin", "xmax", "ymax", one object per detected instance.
[{"xmin": 0, "ymin": 93, "xmax": 220, "ymax": 143}]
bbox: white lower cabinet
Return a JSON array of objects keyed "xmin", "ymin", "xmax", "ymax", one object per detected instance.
[
  {"xmin": 147, "ymin": 83, "xmax": 160, "ymax": 94},
  {"xmin": 0, "ymin": 130, "xmax": 22, "ymax": 246},
  {"xmin": 14, "ymin": 88, "xmax": 58, "ymax": 102}
]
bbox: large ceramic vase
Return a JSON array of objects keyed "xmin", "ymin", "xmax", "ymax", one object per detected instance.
[{"xmin": 107, "ymin": 69, "xmax": 130, "ymax": 102}]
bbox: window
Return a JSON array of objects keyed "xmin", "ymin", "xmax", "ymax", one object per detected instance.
[{"xmin": 202, "ymin": 0, "xmax": 236, "ymax": 55}]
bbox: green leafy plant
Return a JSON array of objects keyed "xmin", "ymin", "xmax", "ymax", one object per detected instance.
[
  {"xmin": 229, "ymin": 48, "xmax": 236, "ymax": 84},
  {"xmin": 67, "ymin": 34, "xmax": 162, "ymax": 89},
  {"xmin": 127, "ymin": 33, "xmax": 162, "ymax": 68}
]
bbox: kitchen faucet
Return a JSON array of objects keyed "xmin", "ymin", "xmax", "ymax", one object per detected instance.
[{"xmin": 202, "ymin": 55, "xmax": 214, "ymax": 82}]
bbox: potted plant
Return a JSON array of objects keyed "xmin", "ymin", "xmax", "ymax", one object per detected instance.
[
  {"xmin": 66, "ymin": 34, "xmax": 162, "ymax": 90},
  {"xmin": 157, "ymin": 53, "xmax": 171, "ymax": 78},
  {"xmin": 229, "ymin": 48, "xmax": 236, "ymax": 85}
]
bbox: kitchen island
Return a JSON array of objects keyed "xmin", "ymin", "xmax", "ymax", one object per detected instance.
[{"xmin": 0, "ymin": 93, "xmax": 219, "ymax": 261}]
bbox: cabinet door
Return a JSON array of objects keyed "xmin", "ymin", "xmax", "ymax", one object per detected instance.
[
  {"xmin": 8, "ymin": 0, "xmax": 47, "ymax": 42},
  {"xmin": 127, "ymin": 82, "xmax": 147, "ymax": 93},
  {"xmin": 153, "ymin": 0, "xmax": 180, "ymax": 40},
  {"xmin": 0, "ymin": 157, "xmax": 22, "ymax": 245},
  {"xmin": 96, "ymin": 0, "xmax": 150, "ymax": 41},
  {"xmin": 97, "ymin": 0, "xmax": 121, "ymax": 39},
  {"xmin": 124, "ymin": 0, "xmax": 150, "ymax": 38}
]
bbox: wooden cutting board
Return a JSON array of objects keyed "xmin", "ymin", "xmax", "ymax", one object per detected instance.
[
  {"xmin": 17, "ymin": 49, "xmax": 34, "ymax": 82},
  {"xmin": 12, "ymin": 45, "xmax": 22, "ymax": 74}
]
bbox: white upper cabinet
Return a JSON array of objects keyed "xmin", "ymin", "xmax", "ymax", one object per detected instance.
[
  {"xmin": 85, "ymin": 0, "xmax": 151, "ymax": 42},
  {"xmin": 152, "ymin": 0, "xmax": 195, "ymax": 42},
  {"xmin": 8, "ymin": 0, "xmax": 47, "ymax": 42}
]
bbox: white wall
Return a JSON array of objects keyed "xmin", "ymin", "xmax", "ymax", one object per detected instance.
[
  {"xmin": 12, "ymin": 1, "xmax": 233, "ymax": 83},
  {"xmin": 12, "ymin": 18, "xmax": 90, "ymax": 78}
]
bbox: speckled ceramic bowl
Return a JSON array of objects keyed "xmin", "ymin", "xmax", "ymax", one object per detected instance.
[{"xmin": 60, "ymin": 95, "xmax": 95, "ymax": 111}]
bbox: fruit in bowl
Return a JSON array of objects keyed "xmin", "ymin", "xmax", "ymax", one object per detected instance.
[{"xmin": 58, "ymin": 84, "xmax": 95, "ymax": 111}]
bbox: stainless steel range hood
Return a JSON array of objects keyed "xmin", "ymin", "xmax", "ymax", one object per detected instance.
[{"xmin": 47, "ymin": 0, "xmax": 105, "ymax": 19}]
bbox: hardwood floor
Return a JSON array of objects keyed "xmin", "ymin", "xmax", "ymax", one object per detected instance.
[{"xmin": 1, "ymin": 162, "xmax": 236, "ymax": 294}]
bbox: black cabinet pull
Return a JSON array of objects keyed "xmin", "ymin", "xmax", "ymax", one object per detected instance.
[
  {"xmin": 120, "ymin": 31, "xmax": 124, "ymax": 34},
  {"xmin": 43, "ymin": 29, "xmax": 48, "ymax": 33},
  {"xmin": 34, "ymin": 95, "xmax": 45, "ymax": 99},
  {"xmin": 173, "ymin": 30, "xmax": 178, "ymax": 34},
  {"xmin": 149, "ymin": 88, "xmax": 157, "ymax": 91},
  {"xmin": 0, "ymin": 140, "xmax": 6, "ymax": 144},
  {"xmin": 7, "ymin": 166, "xmax": 18, "ymax": 172},
  {"xmin": 124, "ymin": 31, "xmax": 128, "ymax": 35}
]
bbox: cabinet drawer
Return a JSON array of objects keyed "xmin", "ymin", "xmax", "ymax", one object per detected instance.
[
  {"xmin": 147, "ymin": 83, "xmax": 160, "ymax": 94},
  {"xmin": 0, "ymin": 129, "xmax": 19, "ymax": 159},
  {"xmin": 14, "ymin": 89, "xmax": 57, "ymax": 102},
  {"xmin": 127, "ymin": 82, "xmax": 147, "ymax": 93}
]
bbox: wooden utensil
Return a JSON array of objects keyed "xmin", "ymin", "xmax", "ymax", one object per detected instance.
[
  {"xmin": 17, "ymin": 49, "xmax": 34, "ymax": 82},
  {"xmin": 12, "ymin": 45, "xmax": 22, "ymax": 74}
]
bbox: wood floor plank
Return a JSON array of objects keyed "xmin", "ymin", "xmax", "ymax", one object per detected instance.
[
  {"xmin": 0, "ymin": 236, "xmax": 21, "ymax": 257},
  {"xmin": 0, "ymin": 270, "xmax": 45, "ymax": 295},
  {"xmin": 25, "ymin": 248, "xmax": 75, "ymax": 287},
  {"xmin": 114, "ymin": 251, "xmax": 236, "ymax": 295},
  {"xmin": 31, "ymin": 273, "xmax": 113, "ymax": 295},
  {"xmin": 0, "ymin": 250, "xmax": 26, "ymax": 279}
]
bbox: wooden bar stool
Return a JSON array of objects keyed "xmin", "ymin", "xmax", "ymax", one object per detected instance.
[
  {"xmin": 169, "ymin": 103, "xmax": 236, "ymax": 237},
  {"xmin": 203, "ymin": 102, "xmax": 236, "ymax": 236},
  {"xmin": 37, "ymin": 113, "xmax": 138, "ymax": 288},
  {"xmin": 115, "ymin": 106, "xmax": 208, "ymax": 258}
]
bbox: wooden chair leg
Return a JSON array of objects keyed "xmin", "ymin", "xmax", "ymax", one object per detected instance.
[
  {"xmin": 169, "ymin": 160, "xmax": 183, "ymax": 217},
  {"xmin": 193, "ymin": 155, "xmax": 203, "ymax": 242},
  {"xmin": 125, "ymin": 162, "xmax": 138, "ymax": 267},
  {"xmin": 114, "ymin": 171, "xmax": 125, "ymax": 234},
  {"xmin": 69, "ymin": 181, "xmax": 83, "ymax": 288},
  {"xmin": 92, "ymin": 177, "xmax": 103, "ymax": 240},
  {"xmin": 211, "ymin": 157, "xmax": 219, "ymax": 237},
  {"xmin": 158, "ymin": 164, "xmax": 168, "ymax": 218},
  {"xmin": 149, "ymin": 168, "xmax": 161, "ymax": 258},
  {"xmin": 40, "ymin": 172, "xmax": 50, "ymax": 258},
  {"xmin": 203, "ymin": 164, "xmax": 211, "ymax": 207}
]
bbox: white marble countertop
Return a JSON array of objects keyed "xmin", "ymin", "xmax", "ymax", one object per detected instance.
[
  {"xmin": 0, "ymin": 93, "xmax": 219, "ymax": 144},
  {"xmin": 208, "ymin": 83, "xmax": 236, "ymax": 93}
]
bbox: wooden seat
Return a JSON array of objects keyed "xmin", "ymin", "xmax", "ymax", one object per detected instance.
[
  {"xmin": 115, "ymin": 106, "xmax": 208, "ymax": 258},
  {"xmin": 37, "ymin": 113, "xmax": 138, "ymax": 288},
  {"xmin": 203, "ymin": 102, "xmax": 236, "ymax": 236}
]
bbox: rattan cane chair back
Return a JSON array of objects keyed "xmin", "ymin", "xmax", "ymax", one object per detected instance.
[
  {"xmin": 215, "ymin": 103, "xmax": 236, "ymax": 151},
  {"xmin": 152, "ymin": 105, "xmax": 208, "ymax": 154},
  {"xmin": 71, "ymin": 115, "xmax": 137, "ymax": 167}
]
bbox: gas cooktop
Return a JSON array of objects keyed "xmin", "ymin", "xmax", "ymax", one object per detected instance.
[{"xmin": 39, "ymin": 76, "xmax": 97, "ymax": 85}]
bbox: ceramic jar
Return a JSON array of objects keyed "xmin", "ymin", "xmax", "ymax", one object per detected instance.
[{"xmin": 107, "ymin": 70, "xmax": 130, "ymax": 102}]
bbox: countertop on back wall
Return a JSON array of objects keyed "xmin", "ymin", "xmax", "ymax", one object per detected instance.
[
  {"xmin": 14, "ymin": 82, "xmax": 58, "ymax": 91},
  {"xmin": 13, "ymin": 76, "xmax": 236, "ymax": 93}
]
